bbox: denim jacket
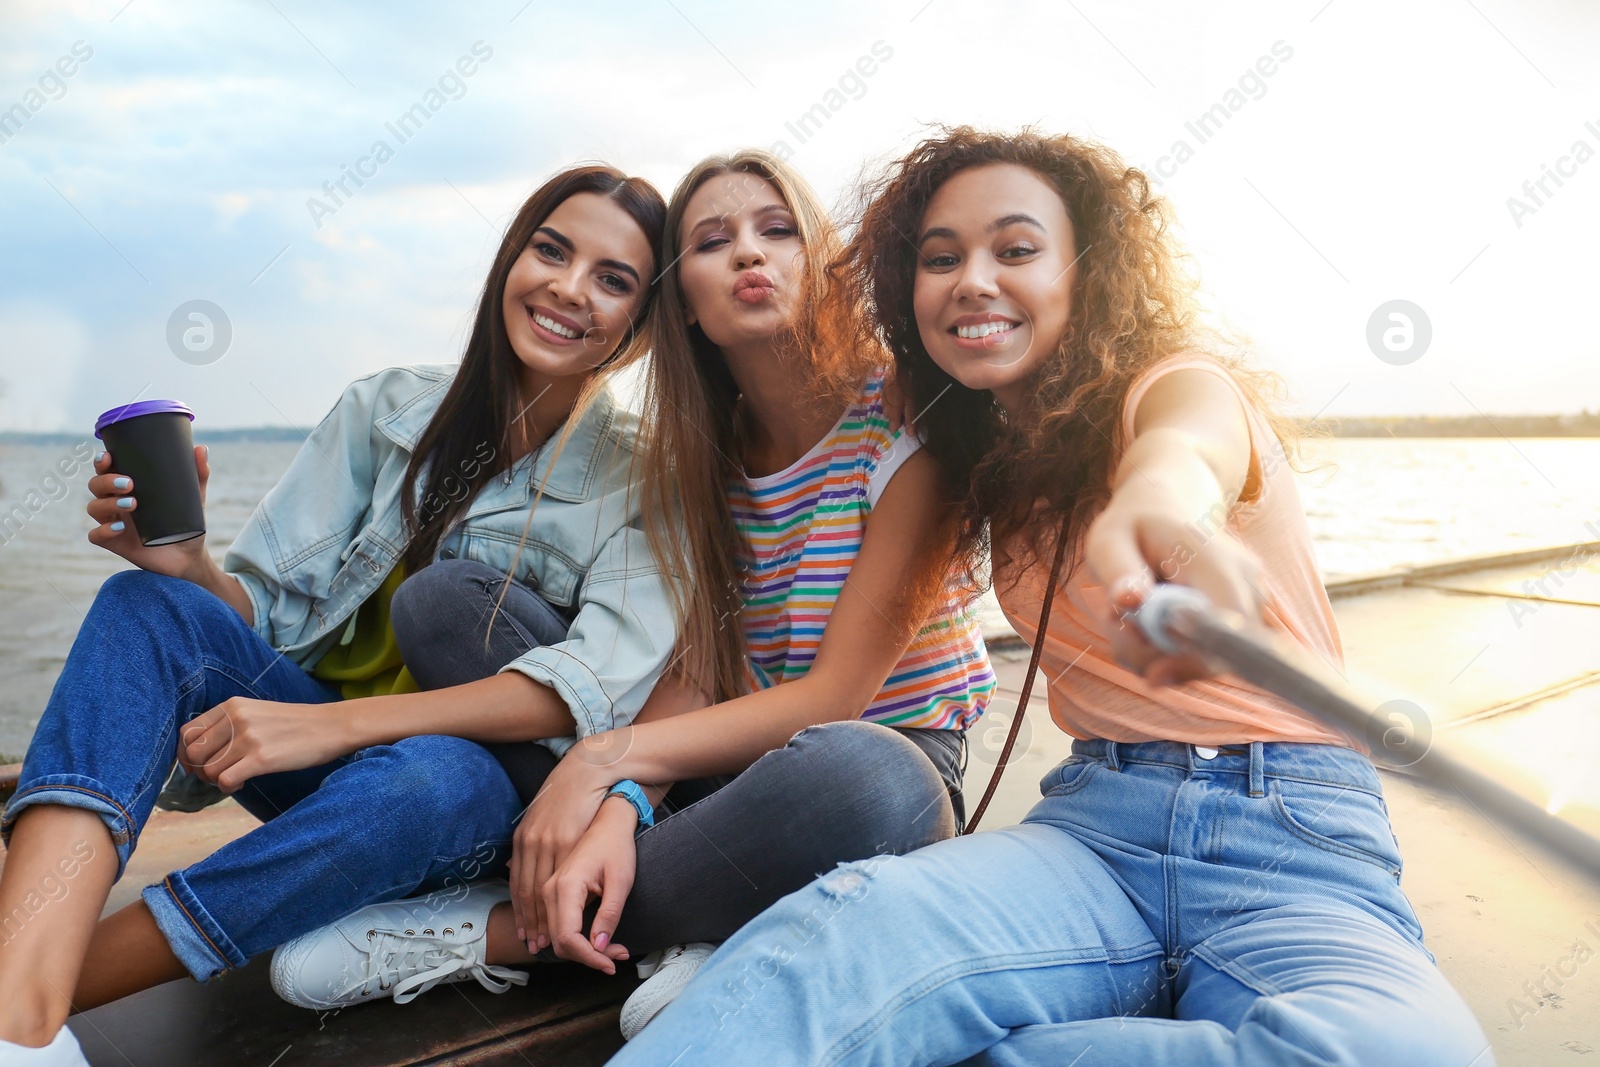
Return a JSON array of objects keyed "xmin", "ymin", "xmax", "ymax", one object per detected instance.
[{"xmin": 223, "ymin": 364, "xmax": 676, "ymax": 754}]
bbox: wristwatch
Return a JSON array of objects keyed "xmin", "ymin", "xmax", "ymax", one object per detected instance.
[{"xmin": 606, "ymin": 779, "xmax": 655, "ymax": 829}]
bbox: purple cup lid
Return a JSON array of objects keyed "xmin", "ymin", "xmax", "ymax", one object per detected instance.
[{"xmin": 95, "ymin": 399, "xmax": 196, "ymax": 438}]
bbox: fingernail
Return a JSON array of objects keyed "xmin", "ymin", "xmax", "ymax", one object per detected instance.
[
  {"xmin": 110, "ymin": 521, "xmax": 125, "ymax": 532},
  {"xmin": 113, "ymin": 477, "xmax": 130, "ymax": 491},
  {"xmin": 527, "ymin": 939, "xmax": 537, "ymax": 954},
  {"xmin": 517, "ymin": 926, "xmax": 525, "ymax": 941},
  {"xmin": 593, "ymin": 931, "xmax": 609, "ymax": 949},
  {"xmin": 95, "ymin": 451, "xmax": 106, "ymax": 465},
  {"xmin": 116, "ymin": 497, "xmax": 134, "ymax": 509}
]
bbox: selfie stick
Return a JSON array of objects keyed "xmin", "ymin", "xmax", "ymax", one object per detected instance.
[{"xmin": 1134, "ymin": 584, "xmax": 1600, "ymax": 881}]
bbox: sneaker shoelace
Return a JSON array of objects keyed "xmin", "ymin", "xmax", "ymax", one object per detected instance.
[{"xmin": 358, "ymin": 928, "xmax": 529, "ymax": 1004}]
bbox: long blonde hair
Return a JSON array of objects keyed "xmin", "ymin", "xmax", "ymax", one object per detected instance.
[{"xmin": 637, "ymin": 149, "xmax": 870, "ymax": 702}]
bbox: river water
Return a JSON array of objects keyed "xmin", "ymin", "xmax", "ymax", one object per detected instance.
[{"xmin": 2, "ymin": 436, "xmax": 1598, "ymax": 757}]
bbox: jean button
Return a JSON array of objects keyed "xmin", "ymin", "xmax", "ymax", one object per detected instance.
[{"xmin": 1194, "ymin": 746, "xmax": 1218, "ymax": 760}]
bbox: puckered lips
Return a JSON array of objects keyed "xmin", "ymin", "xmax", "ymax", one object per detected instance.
[
  {"xmin": 732, "ymin": 270, "xmax": 776, "ymax": 305},
  {"xmin": 526, "ymin": 304, "xmax": 586, "ymax": 345},
  {"xmin": 948, "ymin": 311, "xmax": 1022, "ymax": 350}
]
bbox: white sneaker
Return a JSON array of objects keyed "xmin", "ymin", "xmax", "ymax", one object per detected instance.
[
  {"xmin": 270, "ymin": 880, "xmax": 529, "ymax": 1010},
  {"xmin": 619, "ymin": 942, "xmax": 718, "ymax": 1041},
  {"xmin": 0, "ymin": 1026, "xmax": 90, "ymax": 1065}
]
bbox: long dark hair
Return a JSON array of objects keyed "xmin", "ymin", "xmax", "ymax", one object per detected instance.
[{"xmin": 400, "ymin": 165, "xmax": 666, "ymax": 575}]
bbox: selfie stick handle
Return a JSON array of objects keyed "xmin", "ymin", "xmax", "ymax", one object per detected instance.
[{"xmin": 1134, "ymin": 584, "xmax": 1600, "ymax": 880}]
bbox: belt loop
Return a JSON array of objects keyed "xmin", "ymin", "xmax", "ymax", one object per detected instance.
[
  {"xmin": 1105, "ymin": 741, "xmax": 1121, "ymax": 772},
  {"xmin": 1249, "ymin": 741, "xmax": 1265, "ymax": 798}
]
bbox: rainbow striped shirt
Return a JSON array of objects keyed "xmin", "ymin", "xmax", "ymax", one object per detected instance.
[{"xmin": 729, "ymin": 375, "xmax": 995, "ymax": 731}]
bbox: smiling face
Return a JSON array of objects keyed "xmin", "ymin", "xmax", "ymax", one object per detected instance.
[
  {"xmin": 501, "ymin": 191, "xmax": 654, "ymax": 382},
  {"xmin": 912, "ymin": 163, "xmax": 1079, "ymax": 412},
  {"xmin": 675, "ymin": 171, "xmax": 805, "ymax": 355}
]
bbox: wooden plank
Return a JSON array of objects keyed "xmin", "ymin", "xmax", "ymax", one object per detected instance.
[
  {"xmin": 1325, "ymin": 541, "xmax": 1600, "ymax": 599},
  {"xmin": 1335, "ymin": 586, "xmax": 1600, "ymax": 724},
  {"xmin": 67, "ymin": 952, "xmax": 634, "ymax": 1067}
]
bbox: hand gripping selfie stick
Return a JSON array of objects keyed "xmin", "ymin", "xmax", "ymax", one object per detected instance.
[{"xmin": 1133, "ymin": 583, "xmax": 1600, "ymax": 881}]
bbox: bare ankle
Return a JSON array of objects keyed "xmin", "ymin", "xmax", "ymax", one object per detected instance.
[{"xmin": 483, "ymin": 901, "xmax": 534, "ymax": 966}]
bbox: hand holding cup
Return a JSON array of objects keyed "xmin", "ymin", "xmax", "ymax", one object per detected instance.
[
  {"xmin": 87, "ymin": 400, "xmax": 210, "ymax": 580},
  {"xmin": 87, "ymin": 446, "xmax": 212, "ymax": 578}
]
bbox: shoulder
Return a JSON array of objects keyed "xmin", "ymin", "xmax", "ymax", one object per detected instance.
[
  {"xmin": 847, "ymin": 370, "xmax": 901, "ymax": 455},
  {"xmin": 1120, "ymin": 354, "xmax": 1256, "ymax": 436},
  {"xmin": 355, "ymin": 363, "xmax": 455, "ymax": 407},
  {"xmin": 326, "ymin": 363, "xmax": 455, "ymax": 425},
  {"xmin": 317, "ymin": 364, "xmax": 456, "ymax": 452},
  {"xmin": 1125, "ymin": 353, "xmax": 1241, "ymax": 403},
  {"xmin": 558, "ymin": 384, "xmax": 643, "ymax": 500},
  {"xmin": 592, "ymin": 387, "xmax": 640, "ymax": 452}
]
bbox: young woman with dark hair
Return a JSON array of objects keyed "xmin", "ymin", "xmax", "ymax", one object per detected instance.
[{"xmin": 0, "ymin": 164, "xmax": 673, "ymax": 1066}]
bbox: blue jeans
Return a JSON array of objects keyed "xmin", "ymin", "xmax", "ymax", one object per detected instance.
[
  {"xmin": 0, "ymin": 569, "xmax": 524, "ymax": 982},
  {"xmin": 608, "ymin": 739, "xmax": 1493, "ymax": 1066}
]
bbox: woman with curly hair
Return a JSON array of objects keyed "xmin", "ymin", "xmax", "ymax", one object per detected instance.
[{"xmin": 607, "ymin": 128, "xmax": 1490, "ymax": 1065}]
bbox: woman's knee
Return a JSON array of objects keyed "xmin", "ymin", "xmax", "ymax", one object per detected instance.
[
  {"xmin": 784, "ymin": 720, "xmax": 955, "ymax": 847},
  {"xmin": 350, "ymin": 735, "xmax": 520, "ymax": 830},
  {"xmin": 390, "ymin": 559, "xmax": 493, "ymax": 650},
  {"xmin": 97, "ymin": 568, "xmax": 224, "ymax": 623}
]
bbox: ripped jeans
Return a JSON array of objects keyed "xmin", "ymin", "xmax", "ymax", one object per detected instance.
[{"xmin": 608, "ymin": 739, "xmax": 1493, "ymax": 1066}]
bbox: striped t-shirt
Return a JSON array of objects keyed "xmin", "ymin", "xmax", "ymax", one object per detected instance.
[{"xmin": 729, "ymin": 374, "xmax": 995, "ymax": 731}]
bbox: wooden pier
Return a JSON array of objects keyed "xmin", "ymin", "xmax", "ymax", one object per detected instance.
[{"xmin": 2, "ymin": 541, "xmax": 1597, "ymax": 1063}]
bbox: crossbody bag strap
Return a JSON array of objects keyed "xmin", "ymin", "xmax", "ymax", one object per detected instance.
[{"xmin": 963, "ymin": 514, "xmax": 1073, "ymax": 835}]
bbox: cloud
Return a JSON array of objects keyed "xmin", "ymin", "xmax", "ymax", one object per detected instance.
[
  {"xmin": 0, "ymin": 0, "xmax": 1595, "ymax": 431},
  {"xmin": 0, "ymin": 301, "xmax": 89, "ymax": 431}
]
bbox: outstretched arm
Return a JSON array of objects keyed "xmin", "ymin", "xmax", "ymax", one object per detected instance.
[{"xmin": 1082, "ymin": 365, "xmax": 1265, "ymax": 684}]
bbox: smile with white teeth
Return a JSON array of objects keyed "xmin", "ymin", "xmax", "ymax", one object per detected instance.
[
  {"xmin": 954, "ymin": 320, "xmax": 1018, "ymax": 339},
  {"xmin": 531, "ymin": 311, "xmax": 581, "ymax": 339}
]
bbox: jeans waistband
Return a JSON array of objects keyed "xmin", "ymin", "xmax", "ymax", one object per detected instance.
[{"xmin": 1069, "ymin": 738, "xmax": 1381, "ymax": 798}]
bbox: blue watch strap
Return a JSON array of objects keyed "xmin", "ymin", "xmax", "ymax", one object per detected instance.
[{"xmin": 606, "ymin": 779, "xmax": 655, "ymax": 829}]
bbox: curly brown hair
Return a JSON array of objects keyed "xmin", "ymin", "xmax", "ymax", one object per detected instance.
[{"xmin": 835, "ymin": 125, "xmax": 1293, "ymax": 595}]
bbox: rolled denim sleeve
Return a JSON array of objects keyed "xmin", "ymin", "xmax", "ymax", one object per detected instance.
[{"xmin": 499, "ymin": 519, "xmax": 678, "ymax": 757}]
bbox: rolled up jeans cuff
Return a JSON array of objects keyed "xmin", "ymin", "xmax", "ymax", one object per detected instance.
[
  {"xmin": 143, "ymin": 872, "xmax": 246, "ymax": 982},
  {"xmin": 0, "ymin": 776, "xmax": 139, "ymax": 879}
]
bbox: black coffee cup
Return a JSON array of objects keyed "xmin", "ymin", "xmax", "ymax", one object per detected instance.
[{"xmin": 94, "ymin": 400, "xmax": 206, "ymax": 546}]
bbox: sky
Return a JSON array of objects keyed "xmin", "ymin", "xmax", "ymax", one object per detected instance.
[{"xmin": 0, "ymin": 0, "xmax": 1596, "ymax": 432}]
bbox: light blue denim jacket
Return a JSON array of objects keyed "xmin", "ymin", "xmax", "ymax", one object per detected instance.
[{"xmin": 223, "ymin": 364, "xmax": 676, "ymax": 755}]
